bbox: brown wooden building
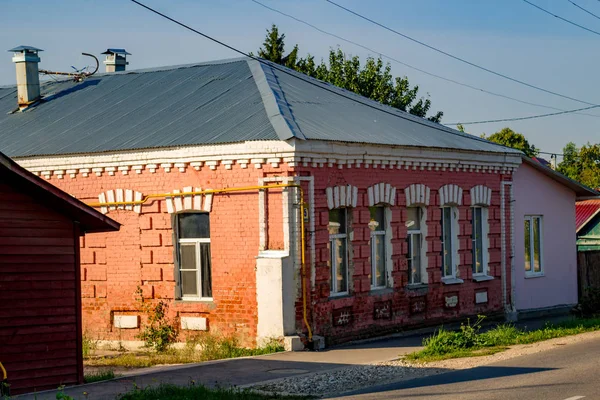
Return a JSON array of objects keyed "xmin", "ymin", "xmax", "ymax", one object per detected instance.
[{"xmin": 0, "ymin": 152, "xmax": 119, "ymax": 395}]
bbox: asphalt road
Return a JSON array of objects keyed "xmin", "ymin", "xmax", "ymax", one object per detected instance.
[{"xmin": 335, "ymin": 336, "xmax": 600, "ymax": 400}]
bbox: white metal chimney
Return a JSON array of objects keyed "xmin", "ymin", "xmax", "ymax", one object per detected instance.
[
  {"xmin": 8, "ymin": 46, "xmax": 43, "ymax": 109},
  {"xmin": 102, "ymin": 49, "xmax": 130, "ymax": 72}
]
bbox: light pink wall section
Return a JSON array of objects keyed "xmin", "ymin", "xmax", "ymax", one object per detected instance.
[{"xmin": 513, "ymin": 163, "xmax": 577, "ymax": 311}]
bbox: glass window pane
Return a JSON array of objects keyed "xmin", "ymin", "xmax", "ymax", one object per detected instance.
[
  {"xmin": 334, "ymin": 237, "xmax": 348, "ymax": 292},
  {"xmin": 406, "ymin": 207, "xmax": 421, "ymax": 231},
  {"xmin": 328, "ymin": 208, "xmax": 346, "ymax": 235},
  {"xmin": 179, "ymin": 244, "xmax": 197, "ymax": 270},
  {"xmin": 181, "ymin": 271, "xmax": 198, "ymax": 297},
  {"xmin": 178, "ymin": 213, "xmax": 210, "ymax": 239},
  {"xmin": 524, "ymin": 219, "xmax": 531, "ymax": 272},
  {"xmin": 473, "ymin": 208, "xmax": 484, "ymax": 274},
  {"xmin": 200, "ymin": 243, "xmax": 212, "ymax": 298},
  {"xmin": 373, "ymin": 234, "xmax": 386, "ymax": 287},
  {"xmin": 443, "ymin": 207, "xmax": 453, "ymax": 277},
  {"xmin": 533, "ymin": 217, "xmax": 541, "ymax": 273},
  {"xmin": 410, "ymin": 233, "xmax": 422, "ymax": 284},
  {"xmin": 369, "ymin": 207, "xmax": 385, "ymax": 230}
]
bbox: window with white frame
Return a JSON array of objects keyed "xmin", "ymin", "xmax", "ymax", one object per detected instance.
[
  {"xmin": 369, "ymin": 206, "xmax": 386, "ymax": 289},
  {"xmin": 471, "ymin": 206, "xmax": 488, "ymax": 275},
  {"xmin": 441, "ymin": 206, "xmax": 458, "ymax": 278},
  {"xmin": 329, "ymin": 208, "xmax": 349, "ymax": 295},
  {"xmin": 524, "ymin": 215, "xmax": 543, "ymax": 275},
  {"xmin": 175, "ymin": 213, "xmax": 212, "ymax": 300},
  {"xmin": 407, "ymin": 207, "xmax": 423, "ymax": 285}
]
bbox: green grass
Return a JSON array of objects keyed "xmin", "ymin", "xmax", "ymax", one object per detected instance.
[
  {"xmin": 405, "ymin": 317, "xmax": 600, "ymax": 362},
  {"xmin": 86, "ymin": 336, "xmax": 285, "ymax": 369},
  {"xmin": 84, "ymin": 370, "xmax": 116, "ymax": 383},
  {"xmin": 117, "ymin": 384, "xmax": 310, "ymax": 400}
]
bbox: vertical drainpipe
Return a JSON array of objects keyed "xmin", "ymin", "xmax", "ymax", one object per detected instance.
[{"xmin": 501, "ymin": 180, "xmax": 517, "ymax": 321}]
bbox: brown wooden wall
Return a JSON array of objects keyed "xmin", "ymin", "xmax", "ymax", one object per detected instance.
[
  {"xmin": 0, "ymin": 182, "xmax": 82, "ymax": 394},
  {"xmin": 578, "ymin": 250, "xmax": 600, "ymax": 300}
]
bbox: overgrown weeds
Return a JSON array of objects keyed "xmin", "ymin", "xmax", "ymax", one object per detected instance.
[
  {"xmin": 86, "ymin": 335, "xmax": 284, "ymax": 369},
  {"xmin": 117, "ymin": 383, "xmax": 309, "ymax": 400},
  {"xmin": 82, "ymin": 334, "xmax": 98, "ymax": 358},
  {"xmin": 84, "ymin": 370, "xmax": 116, "ymax": 383},
  {"xmin": 406, "ymin": 315, "xmax": 600, "ymax": 362}
]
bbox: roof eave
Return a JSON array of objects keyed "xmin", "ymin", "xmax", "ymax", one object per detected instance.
[{"xmin": 522, "ymin": 156, "xmax": 599, "ymax": 198}]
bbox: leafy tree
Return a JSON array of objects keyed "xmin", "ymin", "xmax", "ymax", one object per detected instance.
[
  {"xmin": 557, "ymin": 142, "xmax": 600, "ymax": 189},
  {"xmin": 481, "ymin": 127, "xmax": 538, "ymax": 157},
  {"xmin": 255, "ymin": 25, "xmax": 443, "ymax": 122}
]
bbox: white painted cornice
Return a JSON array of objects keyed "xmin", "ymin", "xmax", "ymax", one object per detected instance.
[{"xmin": 13, "ymin": 138, "xmax": 522, "ymax": 179}]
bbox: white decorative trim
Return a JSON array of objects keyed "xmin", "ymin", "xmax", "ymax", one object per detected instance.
[
  {"xmin": 405, "ymin": 184, "xmax": 431, "ymax": 206},
  {"xmin": 165, "ymin": 187, "xmax": 213, "ymax": 214},
  {"xmin": 367, "ymin": 183, "xmax": 396, "ymax": 206},
  {"xmin": 114, "ymin": 315, "xmax": 138, "ymax": 329},
  {"xmin": 180, "ymin": 316, "xmax": 207, "ymax": 331},
  {"xmin": 97, "ymin": 189, "xmax": 144, "ymax": 214},
  {"xmin": 14, "ymin": 139, "xmax": 521, "ymax": 179},
  {"xmin": 326, "ymin": 185, "xmax": 358, "ymax": 209},
  {"xmin": 470, "ymin": 185, "xmax": 492, "ymax": 206},
  {"xmin": 439, "ymin": 184, "xmax": 463, "ymax": 206}
]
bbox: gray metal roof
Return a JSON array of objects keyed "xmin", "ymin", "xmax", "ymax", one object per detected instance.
[{"xmin": 0, "ymin": 57, "xmax": 521, "ymax": 158}]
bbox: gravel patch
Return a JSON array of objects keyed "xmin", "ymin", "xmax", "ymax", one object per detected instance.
[
  {"xmin": 250, "ymin": 330, "xmax": 600, "ymax": 398},
  {"xmin": 251, "ymin": 360, "xmax": 446, "ymax": 398}
]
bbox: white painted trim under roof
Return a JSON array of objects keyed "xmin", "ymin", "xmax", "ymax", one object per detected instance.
[{"xmin": 13, "ymin": 138, "xmax": 522, "ymax": 180}]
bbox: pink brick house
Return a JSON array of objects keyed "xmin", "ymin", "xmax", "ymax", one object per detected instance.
[{"xmin": 2, "ymin": 47, "xmax": 531, "ymax": 348}]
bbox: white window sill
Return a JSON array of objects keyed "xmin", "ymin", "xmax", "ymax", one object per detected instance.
[
  {"xmin": 369, "ymin": 287, "xmax": 394, "ymax": 296},
  {"xmin": 329, "ymin": 291, "xmax": 350, "ymax": 298},
  {"xmin": 406, "ymin": 283, "xmax": 428, "ymax": 289},
  {"xmin": 177, "ymin": 297, "xmax": 214, "ymax": 303},
  {"xmin": 441, "ymin": 277, "xmax": 464, "ymax": 285},
  {"xmin": 525, "ymin": 273, "xmax": 545, "ymax": 279},
  {"xmin": 472, "ymin": 275, "xmax": 494, "ymax": 282}
]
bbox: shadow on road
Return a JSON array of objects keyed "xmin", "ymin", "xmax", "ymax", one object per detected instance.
[{"xmin": 338, "ymin": 365, "xmax": 557, "ymax": 398}]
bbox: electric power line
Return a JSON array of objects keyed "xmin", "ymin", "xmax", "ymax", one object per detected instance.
[
  {"xmin": 127, "ymin": 0, "xmax": 508, "ymax": 145},
  {"xmin": 251, "ymin": 0, "xmax": 600, "ymax": 118},
  {"xmin": 523, "ymin": 0, "xmax": 600, "ymax": 36},
  {"xmin": 323, "ymin": 0, "xmax": 597, "ymax": 106},
  {"xmin": 568, "ymin": 0, "xmax": 600, "ymax": 21},
  {"xmin": 445, "ymin": 103, "xmax": 600, "ymax": 125}
]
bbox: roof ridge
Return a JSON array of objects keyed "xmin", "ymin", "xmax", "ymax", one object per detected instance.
[{"xmin": 247, "ymin": 59, "xmax": 306, "ymax": 141}]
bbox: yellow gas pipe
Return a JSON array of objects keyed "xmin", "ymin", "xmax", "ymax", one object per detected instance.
[
  {"xmin": 0, "ymin": 361, "xmax": 6, "ymax": 380},
  {"xmin": 87, "ymin": 183, "xmax": 313, "ymax": 343}
]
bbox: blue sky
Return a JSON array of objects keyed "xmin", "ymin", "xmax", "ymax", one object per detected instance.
[{"xmin": 2, "ymin": 0, "xmax": 599, "ymax": 156}]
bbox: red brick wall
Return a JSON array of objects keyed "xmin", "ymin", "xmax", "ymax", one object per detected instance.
[
  {"xmin": 44, "ymin": 164, "xmax": 293, "ymax": 347},
  {"xmin": 297, "ymin": 166, "xmax": 513, "ymax": 345}
]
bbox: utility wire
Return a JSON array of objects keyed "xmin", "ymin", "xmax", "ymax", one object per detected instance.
[
  {"xmin": 324, "ymin": 0, "xmax": 597, "ymax": 106},
  {"xmin": 251, "ymin": 0, "xmax": 600, "ymax": 118},
  {"xmin": 567, "ymin": 0, "xmax": 600, "ymax": 21},
  {"xmin": 523, "ymin": 0, "xmax": 600, "ymax": 36},
  {"xmin": 127, "ymin": 0, "xmax": 505, "ymax": 143},
  {"xmin": 445, "ymin": 103, "xmax": 600, "ymax": 125}
]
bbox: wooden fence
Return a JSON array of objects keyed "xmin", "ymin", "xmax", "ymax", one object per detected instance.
[{"xmin": 578, "ymin": 250, "xmax": 600, "ymax": 299}]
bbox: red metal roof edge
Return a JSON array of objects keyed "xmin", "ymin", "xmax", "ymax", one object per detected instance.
[
  {"xmin": 576, "ymin": 200, "xmax": 600, "ymax": 233},
  {"xmin": 0, "ymin": 152, "xmax": 120, "ymax": 233}
]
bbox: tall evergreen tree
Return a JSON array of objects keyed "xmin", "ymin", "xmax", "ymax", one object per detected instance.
[{"xmin": 255, "ymin": 25, "xmax": 443, "ymax": 123}]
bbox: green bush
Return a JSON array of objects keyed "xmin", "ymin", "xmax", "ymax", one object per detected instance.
[{"xmin": 136, "ymin": 287, "xmax": 178, "ymax": 352}]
